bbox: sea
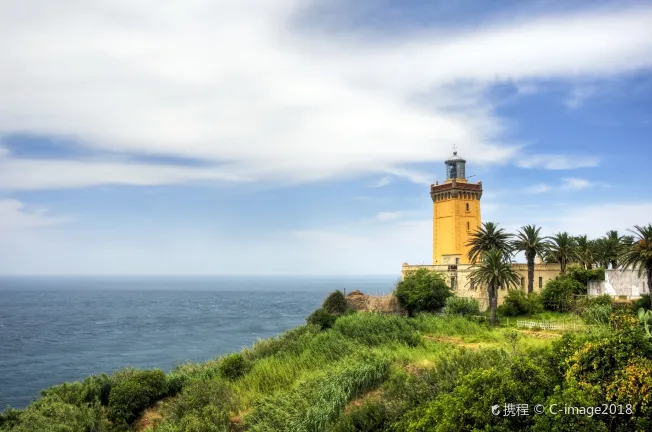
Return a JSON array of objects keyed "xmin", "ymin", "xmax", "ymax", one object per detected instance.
[{"xmin": 0, "ymin": 275, "xmax": 397, "ymax": 410}]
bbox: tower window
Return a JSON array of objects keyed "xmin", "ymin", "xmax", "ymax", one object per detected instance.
[
  {"xmin": 451, "ymin": 277, "xmax": 456, "ymax": 290},
  {"xmin": 521, "ymin": 277, "xmax": 525, "ymax": 289},
  {"xmin": 467, "ymin": 221, "xmax": 470, "ymax": 230},
  {"xmin": 466, "ymin": 203, "xmax": 469, "ymax": 211},
  {"xmin": 539, "ymin": 277, "xmax": 543, "ymax": 289}
]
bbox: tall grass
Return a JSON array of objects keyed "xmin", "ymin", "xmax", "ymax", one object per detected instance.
[
  {"xmin": 245, "ymin": 356, "xmax": 391, "ymax": 432},
  {"xmin": 333, "ymin": 313, "xmax": 422, "ymax": 347}
]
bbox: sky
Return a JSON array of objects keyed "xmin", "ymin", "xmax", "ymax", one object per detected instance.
[{"xmin": 0, "ymin": 0, "xmax": 651, "ymax": 276}]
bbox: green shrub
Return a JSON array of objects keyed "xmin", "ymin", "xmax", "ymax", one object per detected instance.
[
  {"xmin": 10, "ymin": 395, "xmax": 104, "ymax": 432},
  {"xmin": 396, "ymin": 356, "xmax": 553, "ymax": 432},
  {"xmin": 498, "ymin": 290, "xmax": 543, "ymax": 316},
  {"xmin": 0, "ymin": 407, "xmax": 21, "ymax": 430},
  {"xmin": 166, "ymin": 374, "xmax": 187, "ymax": 397},
  {"xmin": 307, "ymin": 308, "xmax": 337, "ymax": 330},
  {"xmin": 442, "ymin": 296, "xmax": 480, "ymax": 316},
  {"xmin": 108, "ymin": 369, "xmax": 168, "ymax": 425},
  {"xmin": 322, "ymin": 290, "xmax": 349, "ymax": 315},
  {"xmin": 541, "ymin": 276, "xmax": 585, "ymax": 312},
  {"xmin": 566, "ymin": 265, "xmax": 605, "ymax": 286},
  {"xmin": 394, "ymin": 269, "xmax": 452, "ymax": 317},
  {"xmin": 581, "ymin": 304, "xmax": 612, "ymax": 326},
  {"xmin": 218, "ymin": 353, "xmax": 251, "ymax": 381},
  {"xmin": 163, "ymin": 379, "xmax": 234, "ymax": 429},
  {"xmin": 334, "ymin": 400, "xmax": 392, "ymax": 432},
  {"xmin": 633, "ymin": 294, "xmax": 652, "ymax": 312}
]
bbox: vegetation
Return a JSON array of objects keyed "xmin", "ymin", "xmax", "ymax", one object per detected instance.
[
  {"xmin": 466, "ymin": 221, "xmax": 513, "ymax": 263},
  {"xmin": 4, "ymin": 301, "xmax": 652, "ymax": 432},
  {"xmin": 468, "ymin": 249, "xmax": 520, "ymax": 324},
  {"xmin": 511, "ymin": 225, "xmax": 548, "ymax": 294},
  {"xmin": 442, "ymin": 296, "xmax": 480, "ymax": 316},
  {"xmin": 621, "ymin": 224, "xmax": 652, "ymax": 297},
  {"xmin": 498, "ymin": 290, "xmax": 543, "ymax": 316},
  {"xmin": 394, "ymin": 268, "xmax": 452, "ymax": 317}
]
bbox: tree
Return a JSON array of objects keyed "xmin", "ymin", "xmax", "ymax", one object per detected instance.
[
  {"xmin": 621, "ymin": 224, "xmax": 652, "ymax": 306},
  {"xmin": 546, "ymin": 232, "xmax": 577, "ymax": 274},
  {"xmin": 512, "ymin": 225, "xmax": 548, "ymax": 294},
  {"xmin": 605, "ymin": 230, "xmax": 624, "ymax": 269},
  {"xmin": 574, "ymin": 235, "xmax": 594, "ymax": 270},
  {"xmin": 466, "ymin": 221, "xmax": 513, "ymax": 264},
  {"xmin": 394, "ymin": 268, "xmax": 452, "ymax": 317},
  {"xmin": 469, "ymin": 249, "xmax": 521, "ymax": 325},
  {"xmin": 591, "ymin": 238, "xmax": 611, "ymax": 268}
]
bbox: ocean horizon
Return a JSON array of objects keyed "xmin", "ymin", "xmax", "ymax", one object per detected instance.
[{"xmin": 0, "ymin": 275, "xmax": 397, "ymax": 410}]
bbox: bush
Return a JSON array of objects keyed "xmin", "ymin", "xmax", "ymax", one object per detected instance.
[
  {"xmin": 498, "ymin": 290, "xmax": 543, "ymax": 316},
  {"xmin": 334, "ymin": 400, "xmax": 392, "ymax": 432},
  {"xmin": 633, "ymin": 295, "xmax": 652, "ymax": 312},
  {"xmin": 164, "ymin": 379, "xmax": 234, "ymax": 429},
  {"xmin": 218, "ymin": 353, "xmax": 251, "ymax": 381},
  {"xmin": 322, "ymin": 290, "xmax": 349, "ymax": 315},
  {"xmin": 442, "ymin": 296, "xmax": 480, "ymax": 316},
  {"xmin": 541, "ymin": 276, "xmax": 585, "ymax": 312},
  {"xmin": 394, "ymin": 269, "xmax": 452, "ymax": 317},
  {"xmin": 566, "ymin": 266, "xmax": 605, "ymax": 286},
  {"xmin": 108, "ymin": 369, "xmax": 168, "ymax": 425},
  {"xmin": 166, "ymin": 374, "xmax": 187, "ymax": 397},
  {"xmin": 306, "ymin": 308, "xmax": 337, "ymax": 330},
  {"xmin": 581, "ymin": 304, "xmax": 612, "ymax": 326}
]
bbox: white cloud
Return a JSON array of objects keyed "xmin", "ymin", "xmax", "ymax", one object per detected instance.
[
  {"xmin": 372, "ymin": 176, "xmax": 393, "ymax": 187},
  {"xmin": 524, "ymin": 183, "xmax": 553, "ymax": 194},
  {"xmin": 0, "ymin": 3, "xmax": 651, "ymax": 189},
  {"xmin": 375, "ymin": 211, "xmax": 404, "ymax": 222},
  {"xmin": 0, "ymin": 199, "xmax": 72, "ymax": 234},
  {"xmin": 0, "ymin": 158, "xmax": 251, "ymax": 190},
  {"xmin": 515, "ymin": 154, "xmax": 600, "ymax": 170},
  {"xmin": 561, "ymin": 177, "xmax": 593, "ymax": 190}
]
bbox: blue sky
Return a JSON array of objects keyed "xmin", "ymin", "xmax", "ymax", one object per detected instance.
[{"xmin": 0, "ymin": 0, "xmax": 651, "ymax": 275}]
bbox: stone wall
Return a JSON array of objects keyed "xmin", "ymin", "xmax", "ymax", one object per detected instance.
[
  {"xmin": 588, "ymin": 270, "xmax": 649, "ymax": 298},
  {"xmin": 401, "ymin": 262, "xmax": 562, "ymax": 311}
]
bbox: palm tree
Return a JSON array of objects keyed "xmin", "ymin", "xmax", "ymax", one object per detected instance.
[
  {"xmin": 466, "ymin": 222, "xmax": 513, "ymax": 264},
  {"xmin": 575, "ymin": 235, "xmax": 594, "ymax": 270},
  {"xmin": 546, "ymin": 232, "xmax": 577, "ymax": 274},
  {"xmin": 605, "ymin": 230, "xmax": 624, "ymax": 269},
  {"xmin": 591, "ymin": 238, "xmax": 611, "ymax": 268},
  {"xmin": 620, "ymin": 224, "xmax": 652, "ymax": 306},
  {"xmin": 511, "ymin": 225, "xmax": 548, "ymax": 294},
  {"xmin": 469, "ymin": 249, "xmax": 521, "ymax": 325}
]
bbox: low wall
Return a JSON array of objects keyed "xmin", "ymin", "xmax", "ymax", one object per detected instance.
[
  {"xmin": 401, "ymin": 262, "xmax": 561, "ymax": 311},
  {"xmin": 588, "ymin": 270, "xmax": 649, "ymax": 298}
]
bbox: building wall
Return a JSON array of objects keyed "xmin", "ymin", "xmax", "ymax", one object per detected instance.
[
  {"xmin": 432, "ymin": 192, "xmax": 481, "ymax": 265},
  {"xmin": 401, "ymin": 262, "xmax": 562, "ymax": 311},
  {"xmin": 588, "ymin": 270, "xmax": 649, "ymax": 298}
]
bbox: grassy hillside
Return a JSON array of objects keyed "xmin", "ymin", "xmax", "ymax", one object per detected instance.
[{"xmin": 2, "ymin": 302, "xmax": 652, "ymax": 431}]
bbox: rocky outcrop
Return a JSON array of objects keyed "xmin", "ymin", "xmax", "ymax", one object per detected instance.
[{"xmin": 345, "ymin": 290, "xmax": 404, "ymax": 314}]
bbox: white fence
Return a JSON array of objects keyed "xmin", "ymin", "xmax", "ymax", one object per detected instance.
[{"xmin": 516, "ymin": 320, "xmax": 584, "ymax": 331}]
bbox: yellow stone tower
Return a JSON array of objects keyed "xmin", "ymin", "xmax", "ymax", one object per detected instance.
[{"xmin": 431, "ymin": 151, "xmax": 482, "ymax": 265}]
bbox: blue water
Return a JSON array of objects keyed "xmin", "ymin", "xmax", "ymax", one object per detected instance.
[{"xmin": 0, "ymin": 276, "xmax": 397, "ymax": 410}]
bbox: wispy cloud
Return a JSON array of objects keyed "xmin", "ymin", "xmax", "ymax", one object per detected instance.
[
  {"xmin": 564, "ymin": 85, "xmax": 596, "ymax": 109},
  {"xmin": 0, "ymin": 199, "xmax": 73, "ymax": 234},
  {"xmin": 524, "ymin": 183, "xmax": 553, "ymax": 194},
  {"xmin": 375, "ymin": 211, "xmax": 405, "ymax": 222},
  {"xmin": 0, "ymin": 3, "xmax": 651, "ymax": 189},
  {"xmin": 516, "ymin": 154, "xmax": 600, "ymax": 170},
  {"xmin": 372, "ymin": 176, "xmax": 393, "ymax": 188},
  {"xmin": 561, "ymin": 177, "xmax": 593, "ymax": 190}
]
